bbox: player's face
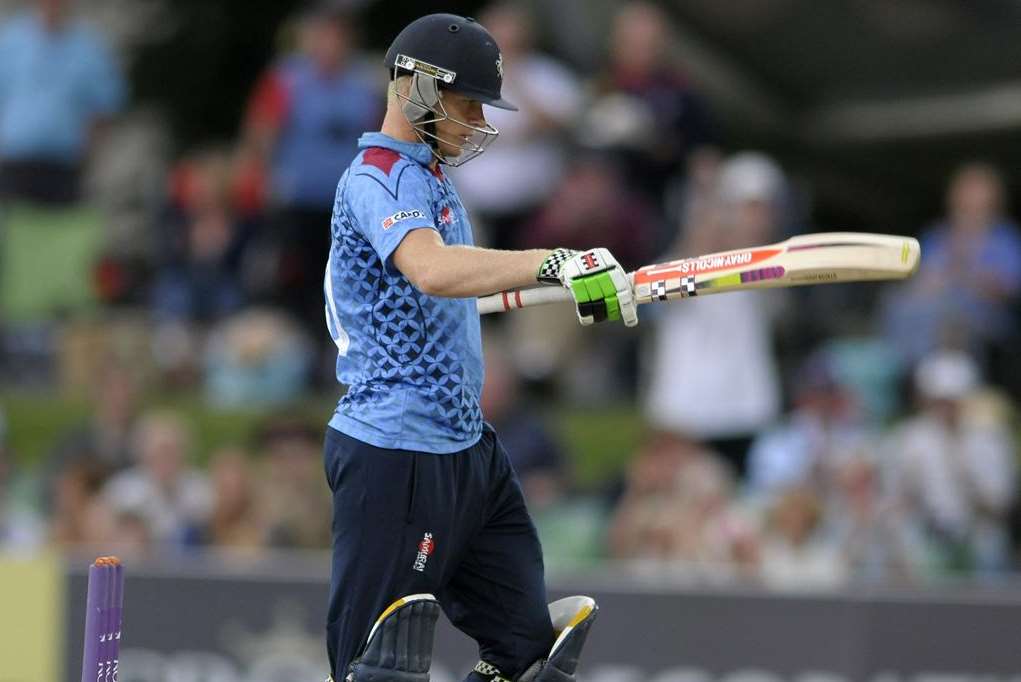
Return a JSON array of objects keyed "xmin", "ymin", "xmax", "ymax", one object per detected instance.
[{"xmin": 436, "ymin": 91, "xmax": 487, "ymax": 159}]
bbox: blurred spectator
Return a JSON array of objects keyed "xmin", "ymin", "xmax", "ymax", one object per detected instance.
[
  {"xmin": 102, "ymin": 411, "xmax": 213, "ymax": 549},
  {"xmin": 243, "ymin": 1, "xmax": 381, "ymax": 333},
  {"xmin": 39, "ymin": 360, "xmax": 140, "ymax": 543},
  {"xmin": 644, "ymin": 153, "xmax": 785, "ymax": 477},
  {"xmin": 760, "ymin": 486, "xmax": 847, "ymax": 589},
  {"xmin": 882, "ymin": 163, "xmax": 1021, "ymax": 368},
  {"xmin": 48, "ymin": 452, "xmax": 151, "ymax": 555},
  {"xmin": 507, "ymin": 152, "xmax": 657, "ymax": 395},
  {"xmin": 108, "ymin": 508, "xmax": 154, "ymax": 556},
  {"xmin": 151, "ymin": 149, "xmax": 252, "ymax": 322},
  {"xmin": 48, "ymin": 359, "xmax": 140, "ymax": 473},
  {"xmin": 746, "ymin": 350, "xmax": 875, "ymax": 500},
  {"xmin": 48, "ymin": 456, "xmax": 114, "ymax": 547},
  {"xmin": 256, "ymin": 417, "xmax": 331, "ymax": 549},
  {"xmin": 607, "ymin": 432, "xmax": 746, "ymax": 576},
  {"xmin": 519, "ymin": 152, "xmax": 657, "ymax": 269},
  {"xmin": 481, "ymin": 332, "xmax": 567, "ymax": 510},
  {"xmin": 584, "ymin": 1, "xmax": 714, "ymax": 218},
  {"xmin": 665, "ymin": 146, "xmax": 723, "ymax": 236},
  {"xmin": 717, "ymin": 153, "xmax": 787, "ymax": 248},
  {"xmin": 203, "ymin": 308, "xmax": 313, "ymax": 407},
  {"xmin": 0, "ymin": 0, "xmax": 125, "ymax": 205},
  {"xmin": 886, "ymin": 351, "xmax": 1017, "ymax": 575},
  {"xmin": 201, "ymin": 447, "xmax": 266, "ymax": 551},
  {"xmin": 824, "ymin": 454, "xmax": 927, "ymax": 584},
  {"xmin": 450, "ymin": 1, "xmax": 583, "ymax": 250}
]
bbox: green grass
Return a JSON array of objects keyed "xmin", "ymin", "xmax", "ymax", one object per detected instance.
[
  {"xmin": 556, "ymin": 407, "xmax": 645, "ymax": 490},
  {"xmin": 1, "ymin": 391, "xmax": 337, "ymax": 467},
  {"xmin": 2, "ymin": 391, "xmax": 646, "ymax": 487},
  {"xmin": 2, "ymin": 392, "xmax": 91, "ymax": 466}
]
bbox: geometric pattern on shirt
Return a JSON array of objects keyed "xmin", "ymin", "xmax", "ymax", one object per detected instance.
[{"xmin": 332, "ymin": 182, "xmax": 481, "ymax": 440}]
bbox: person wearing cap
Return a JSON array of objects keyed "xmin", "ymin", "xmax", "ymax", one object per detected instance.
[
  {"xmin": 886, "ymin": 351, "xmax": 1016, "ymax": 576},
  {"xmin": 745, "ymin": 349, "xmax": 872, "ymax": 500},
  {"xmin": 320, "ymin": 13, "xmax": 629, "ymax": 682},
  {"xmin": 644, "ymin": 152, "xmax": 785, "ymax": 478}
]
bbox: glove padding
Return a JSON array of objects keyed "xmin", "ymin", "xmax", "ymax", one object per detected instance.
[{"xmin": 537, "ymin": 248, "xmax": 638, "ymax": 327}]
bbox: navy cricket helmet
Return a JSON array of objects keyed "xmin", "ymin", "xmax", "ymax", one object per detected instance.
[{"xmin": 384, "ymin": 14, "xmax": 517, "ymax": 111}]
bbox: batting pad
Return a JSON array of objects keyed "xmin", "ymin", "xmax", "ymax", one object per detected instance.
[
  {"xmin": 349, "ymin": 594, "xmax": 440, "ymax": 682},
  {"xmin": 518, "ymin": 596, "xmax": 599, "ymax": 682}
]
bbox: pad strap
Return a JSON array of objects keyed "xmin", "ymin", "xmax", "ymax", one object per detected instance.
[{"xmin": 473, "ymin": 661, "xmax": 515, "ymax": 682}]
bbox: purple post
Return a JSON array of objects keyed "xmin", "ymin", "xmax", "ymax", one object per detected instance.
[
  {"xmin": 111, "ymin": 563, "xmax": 125, "ymax": 680},
  {"xmin": 101, "ymin": 566, "xmax": 112, "ymax": 682},
  {"xmin": 81, "ymin": 563, "xmax": 106, "ymax": 682},
  {"xmin": 81, "ymin": 557, "xmax": 124, "ymax": 682}
]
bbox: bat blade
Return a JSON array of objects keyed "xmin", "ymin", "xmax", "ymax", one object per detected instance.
[
  {"xmin": 632, "ymin": 232, "xmax": 920, "ymax": 304},
  {"xmin": 475, "ymin": 232, "xmax": 920, "ymax": 315}
]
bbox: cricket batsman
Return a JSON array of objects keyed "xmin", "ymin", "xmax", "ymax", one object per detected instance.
[{"xmin": 322, "ymin": 13, "xmax": 636, "ymax": 682}]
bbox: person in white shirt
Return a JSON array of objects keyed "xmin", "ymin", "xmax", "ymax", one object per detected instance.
[
  {"xmin": 644, "ymin": 152, "xmax": 785, "ymax": 476},
  {"xmin": 887, "ymin": 351, "xmax": 1016, "ymax": 575},
  {"xmin": 103, "ymin": 411, "xmax": 212, "ymax": 548}
]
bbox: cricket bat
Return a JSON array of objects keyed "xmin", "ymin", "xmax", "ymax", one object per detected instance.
[{"xmin": 476, "ymin": 232, "xmax": 921, "ymax": 315}]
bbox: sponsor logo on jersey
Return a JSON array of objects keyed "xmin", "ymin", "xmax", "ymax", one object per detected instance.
[
  {"xmin": 413, "ymin": 532, "xmax": 434, "ymax": 572},
  {"xmin": 382, "ymin": 209, "xmax": 426, "ymax": 230},
  {"xmin": 438, "ymin": 206, "xmax": 454, "ymax": 225}
]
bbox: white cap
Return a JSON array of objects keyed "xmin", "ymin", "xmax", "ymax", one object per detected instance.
[
  {"xmin": 719, "ymin": 152, "xmax": 784, "ymax": 205},
  {"xmin": 915, "ymin": 351, "xmax": 980, "ymax": 400}
]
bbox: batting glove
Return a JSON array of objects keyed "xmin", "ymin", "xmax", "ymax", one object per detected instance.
[{"xmin": 537, "ymin": 247, "xmax": 638, "ymax": 327}]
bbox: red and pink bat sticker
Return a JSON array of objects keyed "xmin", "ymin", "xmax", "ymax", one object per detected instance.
[{"xmin": 634, "ymin": 248, "xmax": 782, "ymax": 285}]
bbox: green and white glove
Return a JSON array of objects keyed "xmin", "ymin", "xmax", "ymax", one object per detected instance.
[{"xmin": 537, "ymin": 247, "xmax": 638, "ymax": 327}]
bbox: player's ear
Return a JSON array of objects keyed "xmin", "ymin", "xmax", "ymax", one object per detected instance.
[
  {"xmin": 406, "ymin": 73, "xmax": 441, "ymax": 120},
  {"xmin": 390, "ymin": 75, "xmax": 412, "ymax": 102}
]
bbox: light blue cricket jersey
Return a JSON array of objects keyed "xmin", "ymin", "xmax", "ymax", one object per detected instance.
[{"xmin": 324, "ymin": 132, "xmax": 484, "ymax": 453}]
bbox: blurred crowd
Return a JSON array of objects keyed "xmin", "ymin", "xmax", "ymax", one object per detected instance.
[
  {"xmin": 1, "ymin": 0, "xmax": 1020, "ymax": 588},
  {"xmin": 6, "ymin": 379, "xmax": 333, "ymax": 555}
]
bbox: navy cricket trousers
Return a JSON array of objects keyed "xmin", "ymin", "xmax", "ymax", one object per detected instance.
[{"xmin": 323, "ymin": 425, "xmax": 555, "ymax": 681}]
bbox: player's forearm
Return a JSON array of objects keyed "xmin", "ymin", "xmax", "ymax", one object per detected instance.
[
  {"xmin": 393, "ymin": 228, "xmax": 565, "ymax": 297},
  {"xmin": 416, "ymin": 245, "xmax": 551, "ymax": 298}
]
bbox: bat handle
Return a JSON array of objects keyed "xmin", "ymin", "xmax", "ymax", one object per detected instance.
[{"xmin": 477, "ymin": 285, "xmax": 574, "ymax": 314}]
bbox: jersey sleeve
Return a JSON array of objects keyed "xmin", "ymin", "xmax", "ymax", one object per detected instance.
[{"xmin": 345, "ymin": 163, "xmax": 438, "ymax": 274}]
